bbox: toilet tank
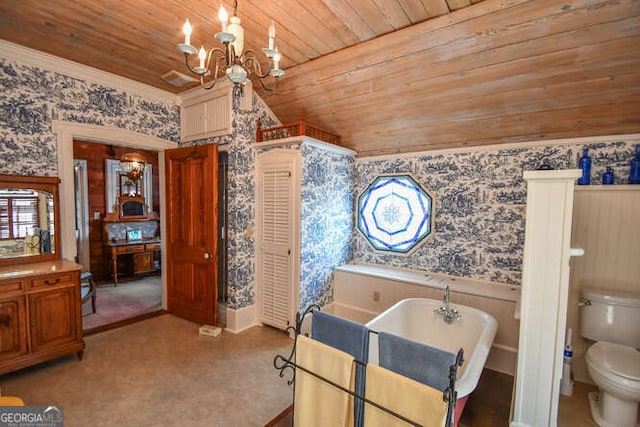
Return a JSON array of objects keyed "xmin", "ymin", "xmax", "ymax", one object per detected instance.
[{"xmin": 580, "ymin": 288, "xmax": 640, "ymax": 348}]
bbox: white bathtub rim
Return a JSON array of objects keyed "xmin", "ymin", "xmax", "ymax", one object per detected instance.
[
  {"xmin": 366, "ymin": 297, "xmax": 498, "ymax": 397},
  {"xmin": 336, "ymin": 262, "xmax": 519, "ymax": 303}
]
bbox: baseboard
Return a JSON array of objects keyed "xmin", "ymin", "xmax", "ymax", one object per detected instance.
[
  {"xmin": 485, "ymin": 343, "xmax": 518, "ymax": 376},
  {"xmin": 224, "ymin": 304, "xmax": 258, "ymax": 334}
]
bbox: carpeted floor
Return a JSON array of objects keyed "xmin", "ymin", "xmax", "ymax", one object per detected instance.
[
  {"xmin": 0, "ymin": 315, "xmax": 294, "ymax": 427},
  {"xmin": 82, "ymin": 275, "xmax": 163, "ymax": 331}
]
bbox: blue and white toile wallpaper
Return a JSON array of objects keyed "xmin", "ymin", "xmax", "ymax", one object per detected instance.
[
  {"xmin": 252, "ymin": 141, "xmax": 354, "ymax": 311},
  {"xmin": 353, "ymin": 139, "xmax": 638, "ymax": 285},
  {"xmin": 0, "ymin": 58, "xmax": 179, "ymax": 176},
  {"xmin": 299, "ymin": 144, "xmax": 353, "ymax": 309}
]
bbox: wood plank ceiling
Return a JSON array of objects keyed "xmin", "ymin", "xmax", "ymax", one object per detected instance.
[{"xmin": 1, "ymin": 0, "xmax": 639, "ymax": 156}]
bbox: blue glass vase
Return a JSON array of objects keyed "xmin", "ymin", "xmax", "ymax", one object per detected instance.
[
  {"xmin": 629, "ymin": 144, "xmax": 640, "ymax": 184},
  {"xmin": 577, "ymin": 147, "xmax": 591, "ymax": 185},
  {"xmin": 602, "ymin": 167, "xmax": 614, "ymax": 185}
]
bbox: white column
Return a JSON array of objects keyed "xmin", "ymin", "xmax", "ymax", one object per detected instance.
[{"xmin": 511, "ymin": 169, "xmax": 581, "ymax": 427}]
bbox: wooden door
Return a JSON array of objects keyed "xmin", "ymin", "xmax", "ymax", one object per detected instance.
[{"xmin": 165, "ymin": 144, "xmax": 218, "ymax": 325}]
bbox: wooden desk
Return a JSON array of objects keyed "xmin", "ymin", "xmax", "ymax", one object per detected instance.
[{"xmin": 104, "ymin": 240, "xmax": 161, "ymax": 285}]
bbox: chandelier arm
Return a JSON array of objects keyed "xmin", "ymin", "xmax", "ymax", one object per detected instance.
[
  {"xmin": 183, "ymin": 48, "xmax": 227, "ymax": 76},
  {"xmin": 243, "ymin": 50, "xmax": 272, "ymax": 80},
  {"xmin": 199, "ymin": 59, "xmax": 226, "ymax": 90},
  {"xmin": 206, "ymin": 48, "xmax": 228, "ymax": 76},
  {"xmin": 183, "ymin": 53, "xmax": 206, "ymax": 76},
  {"xmin": 256, "ymin": 75, "xmax": 279, "ymax": 92}
]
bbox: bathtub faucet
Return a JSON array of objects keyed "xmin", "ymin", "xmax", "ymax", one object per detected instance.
[{"xmin": 434, "ymin": 284, "xmax": 461, "ymax": 324}]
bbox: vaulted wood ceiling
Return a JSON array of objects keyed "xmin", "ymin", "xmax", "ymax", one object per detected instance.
[{"xmin": 1, "ymin": 0, "xmax": 639, "ymax": 155}]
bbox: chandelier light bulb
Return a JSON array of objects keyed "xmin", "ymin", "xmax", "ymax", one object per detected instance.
[
  {"xmin": 183, "ymin": 19, "xmax": 192, "ymax": 46},
  {"xmin": 218, "ymin": 5, "xmax": 228, "ymax": 32},
  {"xmin": 268, "ymin": 21, "xmax": 275, "ymax": 50},
  {"xmin": 198, "ymin": 46, "xmax": 206, "ymax": 69}
]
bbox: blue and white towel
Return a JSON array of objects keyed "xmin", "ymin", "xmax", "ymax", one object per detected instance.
[
  {"xmin": 378, "ymin": 331, "xmax": 457, "ymax": 392},
  {"xmin": 312, "ymin": 311, "xmax": 369, "ymax": 426}
]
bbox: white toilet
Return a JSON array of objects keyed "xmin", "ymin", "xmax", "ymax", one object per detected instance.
[{"xmin": 580, "ymin": 288, "xmax": 640, "ymax": 427}]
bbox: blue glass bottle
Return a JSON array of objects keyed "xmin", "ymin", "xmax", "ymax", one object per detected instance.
[
  {"xmin": 629, "ymin": 144, "xmax": 640, "ymax": 184},
  {"xmin": 602, "ymin": 167, "xmax": 614, "ymax": 185},
  {"xmin": 577, "ymin": 147, "xmax": 591, "ymax": 185}
]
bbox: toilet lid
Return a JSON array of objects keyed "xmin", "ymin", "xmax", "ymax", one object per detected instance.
[{"xmin": 588, "ymin": 341, "xmax": 640, "ymax": 381}]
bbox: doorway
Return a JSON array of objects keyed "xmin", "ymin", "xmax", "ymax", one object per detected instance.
[{"xmin": 73, "ymin": 140, "xmax": 163, "ymax": 333}]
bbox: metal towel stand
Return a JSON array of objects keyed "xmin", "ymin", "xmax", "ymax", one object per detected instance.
[{"xmin": 273, "ymin": 305, "xmax": 464, "ymax": 427}]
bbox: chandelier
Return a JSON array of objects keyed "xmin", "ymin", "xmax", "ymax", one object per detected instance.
[
  {"xmin": 177, "ymin": 1, "xmax": 284, "ymax": 94},
  {"xmin": 120, "ymin": 151, "xmax": 147, "ymax": 183}
]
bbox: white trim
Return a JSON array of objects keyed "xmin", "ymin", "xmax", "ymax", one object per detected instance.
[
  {"xmin": 73, "ymin": 159, "xmax": 90, "ymax": 270},
  {"xmin": 523, "ymin": 169, "xmax": 585, "ymax": 181},
  {"xmin": 224, "ymin": 305, "xmax": 258, "ymax": 334},
  {"xmin": 0, "ymin": 40, "xmax": 178, "ymax": 105},
  {"xmin": 53, "ymin": 120, "xmax": 177, "ymax": 309},
  {"xmin": 356, "ymin": 133, "xmax": 640, "ymax": 163},
  {"xmin": 511, "ymin": 169, "xmax": 581, "ymax": 427},
  {"xmin": 254, "ymin": 136, "xmax": 357, "ymax": 156}
]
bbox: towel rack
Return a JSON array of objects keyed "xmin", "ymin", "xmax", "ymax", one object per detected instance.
[{"xmin": 273, "ymin": 305, "xmax": 463, "ymax": 427}]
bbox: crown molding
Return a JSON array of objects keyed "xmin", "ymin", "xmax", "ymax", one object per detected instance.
[
  {"xmin": 0, "ymin": 39, "xmax": 179, "ymax": 105},
  {"xmin": 357, "ymin": 133, "xmax": 640, "ymax": 163}
]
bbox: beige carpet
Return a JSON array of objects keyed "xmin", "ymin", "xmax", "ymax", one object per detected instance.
[
  {"xmin": 82, "ymin": 276, "xmax": 163, "ymax": 331},
  {"xmin": 0, "ymin": 315, "xmax": 294, "ymax": 427}
]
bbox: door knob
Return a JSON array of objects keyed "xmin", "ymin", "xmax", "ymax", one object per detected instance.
[{"xmin": 203, "ymin": 253, "xmax": 211, "ymax": 260}]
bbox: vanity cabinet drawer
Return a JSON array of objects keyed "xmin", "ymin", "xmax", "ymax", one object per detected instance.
[
  {"xmin": 116, "ymin": 244, "xmax": 144, "ymax": 254},
  {"xmin": 30, "ymin": 273, "xmax": 75, "ymax": 290},
  {"xmin": 145, "ymin": 243, "xmax": 161, "ymax": 251},
  {"xmin": 0, "ymin": 280, "xmax": 25, "ymax": 295}
]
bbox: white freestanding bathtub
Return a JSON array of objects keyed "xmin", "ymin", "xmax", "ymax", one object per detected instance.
[{"xmin": 366, "ymin": 298, "xmax": 498, "ymax": 398}]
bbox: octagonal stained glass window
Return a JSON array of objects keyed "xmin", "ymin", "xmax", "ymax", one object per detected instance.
[{"xmin": 357, "ymin": 175, "xmax": 433, "ymax": 254}]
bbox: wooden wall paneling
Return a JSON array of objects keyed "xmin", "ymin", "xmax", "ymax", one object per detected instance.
[
  {"xmin": 292, "ymin": 0, "xmax": 362, "ymax": 46},
  {"xmin": 346, "ymin": 0, "xmax": 409, "ymax": 34},
  {"xmin": 567, "ymin": 186, "xmax": 640, "ymax": 384},
  {"xmin": 261, "ymin": 0, "xmax": 639, "ymax": 155},
  {"xmin": 222, "ymin": 0, "xmax": 322, "ymax": 64},
  {"xmin": 242, "ymin": 0, "xmax": 347, "ymax": 55},
  {"xmin": 266, "ymin": 0, "xmax": 635, "ymax": 109},
  {"xmin": 446, "ymin": 0, "xmax": 472, "ymax": 11},
  {"xmin": 420, "ymin": 0, "xmax": 451, "ymax": 18},
  {"xmin": 317, "ymin": 0, "xmax": 377, "ymax": 41},
  {"xmin": 395, "ymin": 0, "xmax": 430, "ymax": 24}
]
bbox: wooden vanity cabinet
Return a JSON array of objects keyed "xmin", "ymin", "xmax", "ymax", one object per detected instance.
[{"xmin": 0, "ymin": 259, "xmax": 85, "ymax": 375}]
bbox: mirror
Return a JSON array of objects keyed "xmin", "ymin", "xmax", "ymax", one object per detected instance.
[
  {"xmin": 0, "ymin": 174, "xmax": 61, "ymax": 266},
  {"xmin": 105, "ymin": 159, "xmax": 153, "ymax": 214},
  {"xmin": 119, "ymin": 196, "xmax": 146, "ymax": 218}
]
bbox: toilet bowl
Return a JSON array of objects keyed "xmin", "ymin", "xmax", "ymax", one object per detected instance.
[
  {"xmin": 580, "ymin": 288, "xmax": 640, "ymax": 427},
  {"xmin": 586, "ymin": 341, "xmax": 640, "ymax": 427}
]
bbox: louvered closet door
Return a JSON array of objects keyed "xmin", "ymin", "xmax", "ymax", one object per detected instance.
[{"xmin": 258, "ymin": 167, "xmax": 293, "ymax": 330}]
